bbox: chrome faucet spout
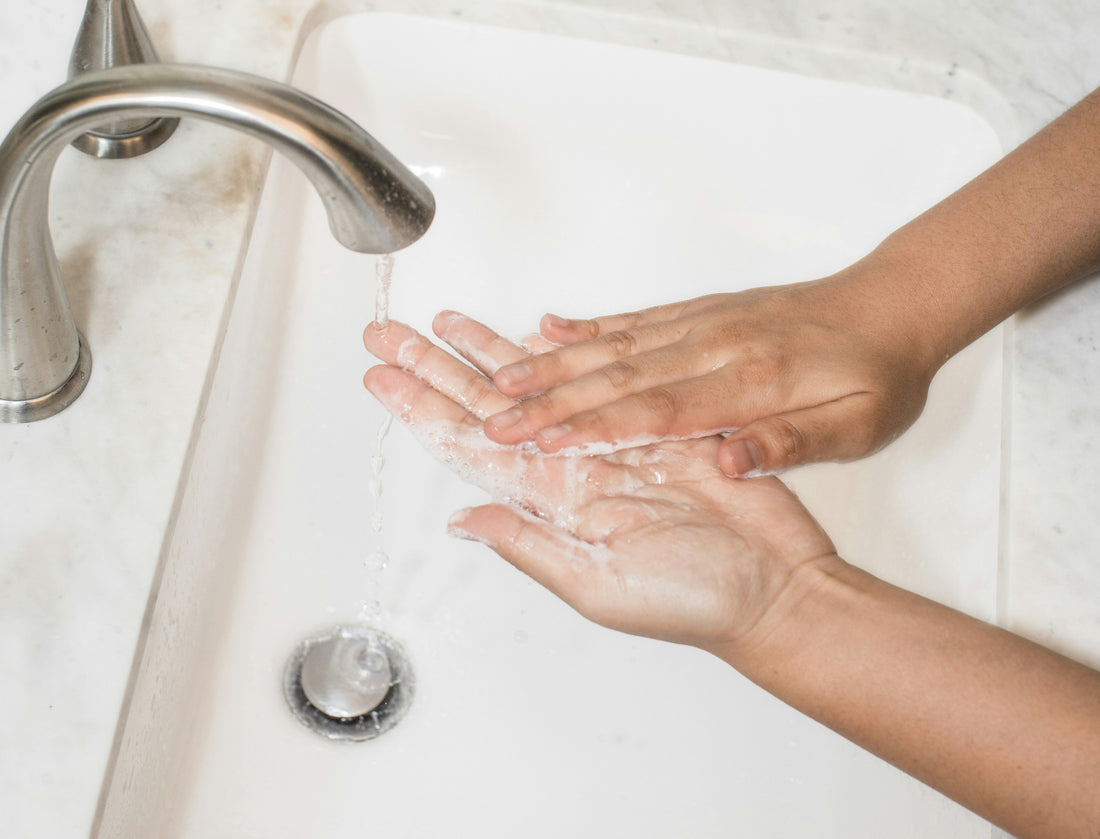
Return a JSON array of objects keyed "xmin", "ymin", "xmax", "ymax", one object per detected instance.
[{"xmin": 0, "ymin": 64, "xmax": 435, "ymax": 423}]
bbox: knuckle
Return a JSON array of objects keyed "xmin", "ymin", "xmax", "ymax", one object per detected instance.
[
  {"xmin": 458, "ymin": 409, "xmax": 484, "ymax": 432},
  {"xmin": 735, "ymin": 348, "xmax": 784, "ymax": 388},
  {"xmin": 509, "ymin": 517, "xmax": 538, "ymax": 550},
  {"xmin": 600, "ymin": 329, "xmax": 639, "ymax": 359},
  {"xmin": 521, "ymin": 391, "xmax": 557, "ymax": 422},
  {"xmin": 761, "ymin": 417, "xmax": 808, "ymax": 466},
  {"xmin": 711, "ymin": 320, "xmax": 746, "ymax": 345},
  {"xmin": 550, "ymin": 316, "xmax": 598, "ymax": 340},
  {"xmin": 464, "ymin": 377, "xmax": 498, "ymax": 415},
  {"xmin": 529, "ymin": 352, "xmax": 565, "ymax": 382},
  {"xmin": 638, "ymin": 386, "xmax": 683, "ymax": 420},
  {"xmin": 600, "ymin": 360, "xmax": 638, "ymax": 391}
]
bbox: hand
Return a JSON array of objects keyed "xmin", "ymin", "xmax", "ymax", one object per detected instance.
[
  {"xmin": 482, "ymin": 278, "xmax": 939, "ymax": 476},
  {"xmin": 362, "ymin": 312, "xmax": 839, "ymax": 653}
]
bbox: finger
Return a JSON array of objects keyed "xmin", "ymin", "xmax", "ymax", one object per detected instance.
[
  {"xmin": 718, "ymin": 395, "xmax": 881, "ymax": 476},
  {"xmin": 448, "ymin": 503, "xmax": 603, "ymax": 610},
  {"xmin": 493, "ymin": 317, "xmax": 692, "ymax": 399},
  {"xmin": 364, "ymin": 320, "xmax": 514, "ymax": 419},
  {"xmin": 364, "ymin": 318, "xmax": 450, "ymax": 371},
  {"xmin": 523, "ymin": 373, "xmax": 744, "ymax": 454},
  {"xmin": 537, "ymin": 298, "xmax": 695, "ymax": 346},
  {"xmin": 363, "ymin": 363, "xmax": 478, "ymax": 428},
  {"xmin": 518, "ymin": 332, "xmax": 559, "ymax": 355},
  {"xmin": 432, "ymin": 310, "xmax": 528, "ymax": 377},
  {"xmin": 364, "ymin": 365, "xmax": 544, "ymax": 500},
  {"xmin": 485, "ymin": 339, "xmax": 716, "ymax": 445},
  {"xmin": 364, "ymin": 362, "xmax": 599, "ymax": 525}
]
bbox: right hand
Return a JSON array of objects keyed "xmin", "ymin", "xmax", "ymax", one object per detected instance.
[{"xmin": 483, "ymin": 278, "xmax": 940, "ymax": 476}]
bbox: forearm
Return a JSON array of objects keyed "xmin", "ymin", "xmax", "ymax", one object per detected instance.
[
  {"xmin": 830, "ymin": 86, "xmax": 1100, "ymax": 368},
  {"xmin": 719, "ymin": 557, "xmax": 1100, "ymax": 839}
]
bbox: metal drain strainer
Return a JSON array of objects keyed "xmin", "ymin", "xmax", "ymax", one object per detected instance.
[{"xmin": 284, "ymin": 624, "xmax": 414, "ymax": 741}]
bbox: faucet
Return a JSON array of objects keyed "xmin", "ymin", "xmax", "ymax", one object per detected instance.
[
  {"xmin": 68, "ymin": 0, "xmax": 178, "ymax": 158},
  {"xmin": 0, "ymin": 64, "xmax": 436, "ymax": 423}
]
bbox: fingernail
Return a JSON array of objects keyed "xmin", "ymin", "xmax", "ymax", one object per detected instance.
[
  {"xmin": 447, "ymin": 509, "xmax": 491, "ymax": 546},
  {"xmin": 446, "ymin": 509, "xmax": 472, "ymax": 539},
  {"xmin": 432, "ymin": 310, "xmax": 460, "ymax": 333},
  {"xmin": 446, "ymin": 510, "xmax": 474, "ymax": 539},
  {"xmin": 537, "ymin": 424, "xmax": 571, "ymax": 446},
  {"xmin": 725, "ymin": 438, "xmax": 763, "ymax": 476},
  {"xmin": 496, "ymin": 361, "xmax": 532, "ymax": 389},
  {"xmin": 489, "ymin": 407, "xmax": 523, "ymax": 429},
  {"xmin": 544, "ymin": 313, "xmax": 571, "ymax": 330}
]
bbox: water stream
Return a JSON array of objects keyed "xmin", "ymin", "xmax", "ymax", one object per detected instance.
[
  {"xmin": 374, "ymin": 252, "xmax": 394, "ymax": 327},
  {"xmin": 362, "ymin": 254, "xmax": 396, "ymax": 621}
]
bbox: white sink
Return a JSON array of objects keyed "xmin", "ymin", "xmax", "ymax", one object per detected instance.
[{"xmin": 96, "ymin": 13, "xmax": 1004, "ymax": 838}]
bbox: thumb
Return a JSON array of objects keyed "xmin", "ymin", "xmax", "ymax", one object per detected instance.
[
  {"xmin": 718, "ymin": 398, "xmax": 878, "ymax": 477},
  {"xmin": 447, "ymin": 504, "xmax": 597, "ymax": 600}
]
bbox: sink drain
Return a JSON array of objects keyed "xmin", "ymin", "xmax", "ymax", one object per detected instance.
[{"xmin": 284, "ymin": 625, "xmax": 414, "ymax": 741}]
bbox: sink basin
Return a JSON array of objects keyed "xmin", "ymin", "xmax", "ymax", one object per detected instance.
[{"xmin": 96, "ymin": 13, "xmax": 1004, "ymax": 838}]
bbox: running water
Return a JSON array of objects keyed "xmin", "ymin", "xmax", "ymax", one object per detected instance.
[
  {"xmin": 362, "ymin": 254, "xmax": 396, "ymax": 621},
  {"xmin": 367, "ymin": 413, "xmax": 393, "ymax": 564},
  {"xmin": 373, "ymin": 253, "xmax": 395, "ymax": 328},
  {"xmin": 361, "ymin": 415, "xmax": 392, "ymax": 621}
]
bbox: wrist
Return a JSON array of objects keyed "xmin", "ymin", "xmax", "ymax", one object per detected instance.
[
  {"xmin": 818, "ymin": 246, "xmax": 958, "ymax": 382},
  {"xmin": 705, "ymin": 551, "xmax": 863, "ymax": 677}
]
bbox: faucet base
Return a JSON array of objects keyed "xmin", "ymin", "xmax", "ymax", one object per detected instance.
[
  {"xmin": 0, "ymin": 334, "xmax": 92, "ymax": 423},
  {"xmin": 71, "ymin": 116, "xmax": 179, "ymax": 159}
]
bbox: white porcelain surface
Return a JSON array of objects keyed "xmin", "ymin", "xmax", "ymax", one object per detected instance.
[
  {"xmin": 93, "ymin": 15, "xmax": 1004, "ymax": 837},
  {"xmin": 2, "ymin": 1, "xmax": 1099, "ymax": 838}
]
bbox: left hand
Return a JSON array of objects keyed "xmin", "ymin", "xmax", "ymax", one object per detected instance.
[
  {"xmin": 482, "ymin": 282, "xmax": 938, "ymax": 477},
  {"xmin": 362, "ymin": 312, "xmax": 839, "ymax": 654}
]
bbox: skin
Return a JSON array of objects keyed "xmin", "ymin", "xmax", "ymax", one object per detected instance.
[
  {"xmin": 364, "ymin": 314, "xmax": 1100, "ymax": 838},
  {"xmin": 483, "ymin": 85, "xmax": 1100, "ymax": 476}
]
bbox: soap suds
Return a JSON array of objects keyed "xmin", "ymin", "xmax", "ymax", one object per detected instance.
[
  {"xmin": 402, "ymin": 417, "xmax": 646, "ymax": 533},
  {"xmin": 543, "ymin": 427, "xmax": 739, "ymax": 458},
  {"xmin": 394, "ymin": 336, "xmax": 423, "ymax": 370},
  {"xmin": 433, "ymin": 310, "xmax": 509, "ymax": 374},
  {"xmin": 448, "ymin": 504, "xmax": 613, "ymax": 569}
]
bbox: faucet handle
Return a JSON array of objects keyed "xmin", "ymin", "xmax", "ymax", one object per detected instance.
[{"xmin": 68, "ymin": 0, "xmax": 178, "ymax": 158}]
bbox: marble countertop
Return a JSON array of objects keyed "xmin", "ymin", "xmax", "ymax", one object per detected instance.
[{"xmin": 2, "ymin": 1, "xmax": 1098, "ymax": 836}]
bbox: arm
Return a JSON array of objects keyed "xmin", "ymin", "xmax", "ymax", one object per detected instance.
[
  {"xmin": 364, "ymin": 314, "xmax": 1100, "ymax": 838},
  {"xmin": 866, "ymin": 84, "xmax": 1100, "ymax": 362},
  {"xmin": 727, "ymin": 559, "xmax": 1100, "ymax": 839},
  {"xmin": 483, "ymin": 86, "xmax": 1100, "ymax": 475}
]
